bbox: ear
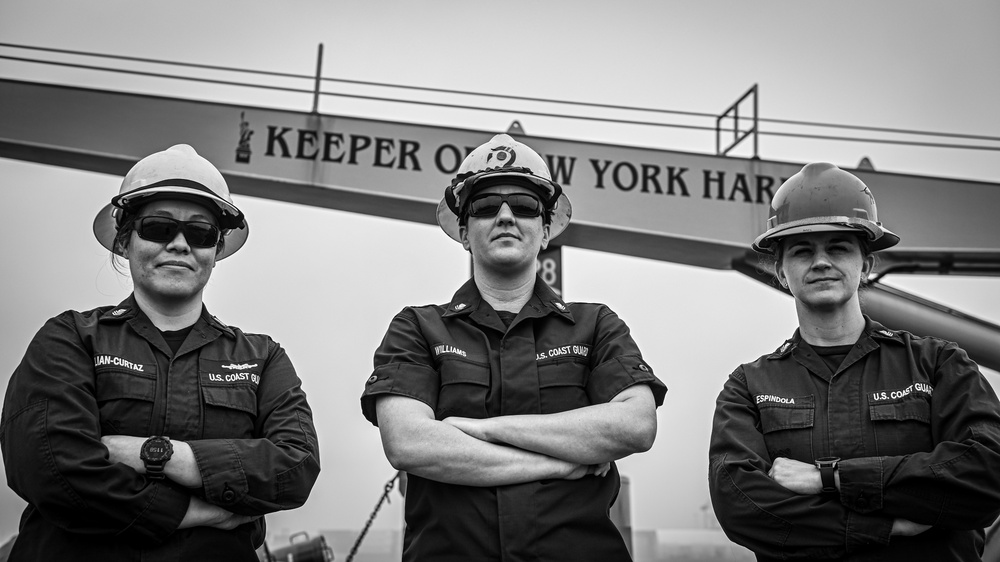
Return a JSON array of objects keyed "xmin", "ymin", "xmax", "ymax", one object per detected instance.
[
  {"xmin": 774, "ymin": 262, "xmax": 788, "ymax": 289},
  {"xmin": 861, "ymin": 253, "xmax": 875, "ymax": 280},
  {"xmin": 459, "ymin": 225, "xmax": 470, "ymax": 252},
  {"xmin": 540, "ymin": 223, "xmax": 550, "ymax": 251}
]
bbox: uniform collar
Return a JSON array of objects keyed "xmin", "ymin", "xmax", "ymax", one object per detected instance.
[
  {"xmin": 531, "ymin": 276, "xmax": 574, "ymax": 323},
  {"xmin": 201, "ymin": 306, "xmax": 236, "ymax": 338},
  {"xmin": 864, "ymin": 315, "xmax": 902, "ymax": 344},
  {"xmin": 442, "ymin": 276, "xmax": 574, "ymax": 325},
  {"xmin": 769, "ymin": 316, "xmax": 896, "ymax": 379},
  {"xmin": 98, "ymin": 294, "xmax": 234, "ymax": 337},
  {"xmin": 98, "ymin": 294, "xmax": 142, "ymax": 322},
  {"xmin": 442, "ymin": 277, "xmax": 484, "ymax": 318},
  {"xmin": 767, "ymin": 338, "xmax": 797, "ymax": 360}
]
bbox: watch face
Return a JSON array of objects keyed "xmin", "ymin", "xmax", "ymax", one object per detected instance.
[
  {"xmin": 142, "ymin": 438, "xmax": 172, "ymax": 462},
  {"xmin": 146, "ymin": 444, "xmax": 168, "ymax": 460}
]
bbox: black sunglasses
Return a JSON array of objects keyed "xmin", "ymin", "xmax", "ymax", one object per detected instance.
[
  {"xmin": 133, "ymin": 216, "xmax": 221, "ymax": 248},
  {"xmin": 466, "ymin": 193, "xmax": 544, "ymax": 218}
]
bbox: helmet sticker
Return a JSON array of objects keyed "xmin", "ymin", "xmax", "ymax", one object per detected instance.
[{"xmin": 487, "ymin": 145, "xmax": 516, "ymax": 168}]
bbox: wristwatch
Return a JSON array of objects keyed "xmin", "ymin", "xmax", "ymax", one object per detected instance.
[
  {"xmin": 140, "ymin": 436, "xmax": 173, "ymax": 480},
  {"xmin": 814, "ymin": 457, "xmax": 840, "ymax": 495}
]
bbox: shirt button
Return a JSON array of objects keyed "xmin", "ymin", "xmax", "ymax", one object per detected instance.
[
  {"xmin": 856, "ymin": 496, "xmax": 868, "ymax": 509},
  {"xmin": 367, "ymin": 375, "xmax": 378, "ymax": 384},
  {"xmin": 223, "ymin": 489, "xmax": 236, "ymax": 502}
]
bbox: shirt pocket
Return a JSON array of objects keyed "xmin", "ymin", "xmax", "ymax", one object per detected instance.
[
  {"xmin": 869, "ymin": 394, "xmax": 933, "ymax": 456},
  {"xmin": 537, "ymin": 359, "xmax": 590, "ymax": 414},
  {"xmin": 758, "ymin": 395, "xmax": 815, "ymax": 462},
  {"xmin": 437, "ymin": 357, "xmax": 490, "ymax": 420},
  {"xmin": 201, "ymin": 385, "xmax": 258, "ymax": 439},
  {"xmin": 95, "ymin": 369, "xmax": 156, "ymax": 436}
]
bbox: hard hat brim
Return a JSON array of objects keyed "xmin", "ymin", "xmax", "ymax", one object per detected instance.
[
  {"xmin": 752, "ymin": 218, "xmax": 899, "ymax": 254},
  {"xmin": 93, "ymin": 202, "xmax": 249, "ymax": 261},
  {"xmin": 114, "ymin": 184, "xmax": 246, "ymax": 230},
  {"xmin": 448, "ymin": 170, "xmax": 561, "ymax": 215}
]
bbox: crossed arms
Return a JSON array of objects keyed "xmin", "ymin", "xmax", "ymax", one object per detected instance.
[{"xmin": 375, "ymin": 384, "xmax": 656, "ymax": 487}]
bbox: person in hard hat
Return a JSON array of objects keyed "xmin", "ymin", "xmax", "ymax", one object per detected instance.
[
  {"xmin": 361, "ymin": 134, "xmax": 666, "ymax": 561},
  {"xmin": 708, "ymin": 162, "xmax": 1000, "ymax": 561},
  {"xmin": 0, "ymin": 144, "xmax": 320, "ymax": 561}
]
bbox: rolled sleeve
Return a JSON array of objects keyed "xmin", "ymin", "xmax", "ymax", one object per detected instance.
[
  {"xmin": 361, "ymin": 309, "xmax": 440, "ymax": 426},
  {"xmin": 362, "ymin": 362, "xmax": 440, "ymax": 425},
  {"xmin": 588, "ymin": 355, "xmax": 666, "ymax": 405},
  {"xmin": 585, "ymin": 307, "xmax": 666, "ymax": 406}
]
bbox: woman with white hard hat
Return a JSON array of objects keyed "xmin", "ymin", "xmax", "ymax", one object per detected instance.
[
  {"xmin": 363, "ymin": 134, "xmax": 666, "ymax": 561},
  {"xmin": 708, "ymin": 162, "xmax": 1000, "ymax": 561},
  {"xmin": 1, "ymin": 144, "xmax": 320, "ymax": 561}
]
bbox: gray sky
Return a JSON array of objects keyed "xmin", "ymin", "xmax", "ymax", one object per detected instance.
[{"xmin": 1, "ymin": 0, "xmax": 999, "ymax": 547}]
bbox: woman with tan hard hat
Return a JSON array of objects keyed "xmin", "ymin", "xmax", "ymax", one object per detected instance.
[
  {"xmin": 362, "ymin": 134, "xmax": 666, "ymax": 561},
  {"xmin": 1, "ymin": 144, "xmax": 320, "ymax": 561},
  {"xmin": 708, "ymin": 162, "xmax": 1000, "ymax": 561}
]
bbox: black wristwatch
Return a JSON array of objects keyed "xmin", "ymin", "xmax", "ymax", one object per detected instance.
[
  {"xmin": 815, "ymin": 457, "xmax": 840, "ymax": 495},
  {"xmin": 140, "ymin": 436, "xmax": 173, "ymax": 480}
]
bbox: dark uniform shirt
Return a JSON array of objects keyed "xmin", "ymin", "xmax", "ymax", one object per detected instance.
[
  {"xmin": 361, "ymin": 277, "xmax": 667, "ymax": 562},
  {"xmin": 0, "ymin": 295, "xmax": 320, "ymax": 562},
  {"xmin": 709, "ymin": 316, "xmax": 1000, "ymax": 561}
]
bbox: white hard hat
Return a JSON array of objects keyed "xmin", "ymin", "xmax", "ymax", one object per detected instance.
[
  {"xmin": 436, "ymin": 134, "xmax": 572, "ymax": 242},
  {"xmin": 753, "ymin": 162, "xmax": 899, "ymax": 254},
  {"xmin": 93, "ymin": 144, "xmax": 248, "ymax": 260}
]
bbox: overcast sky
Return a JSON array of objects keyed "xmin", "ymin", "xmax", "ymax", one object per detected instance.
[{"xmin": 1, "ymin": 0, "xmax": 999, "ymax": 551}]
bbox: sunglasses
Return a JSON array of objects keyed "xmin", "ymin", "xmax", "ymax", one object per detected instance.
[
  {"xmin": 133, "ymin": 216, "xmax": 221, "ymax": 248},
  {"xmin": 466, "ymin": 193, "xmax": 544, "ymax": 218}
]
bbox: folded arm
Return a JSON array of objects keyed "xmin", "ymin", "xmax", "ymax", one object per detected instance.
[
  {"xmin": 376, "ymin": 395, "xmax": 602, "ymax": 486},
  {"xmin": 709, "ymin": 368, "xmax": 893, "ymax": 559},
  {"xmin": 444, "ymin": 384, "xmax": 656, "ymax": 465}
]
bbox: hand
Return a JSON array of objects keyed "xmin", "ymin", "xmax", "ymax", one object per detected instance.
[
  {"xmin": 179, "ymin": 496, "xmax": 260, "ymax": 530},
  {"xmin": 768, "ymin": 457, "xmax": 824, "ymax": 495},
  {"xmin": 891, "ymin": 518, "xmax": 932, "ymax": 537},
  {"xmin": 563, "ymin": 462, "xmax": 611, "ymax": 481},
  {"xmin": 101, "ymin": 435, "xmax": 146, "ymax": 473},
  {"xmin": 442, "ymin": 416, "xmax": 492, "ymax": 442}
]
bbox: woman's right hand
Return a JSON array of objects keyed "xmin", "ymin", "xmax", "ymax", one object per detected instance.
[
  {"xmin": 563, "ymin": 462, "xmax": 611, "ymax": 480},
  {"xmin": 891, "ymin": 518, "xmax": 932, "ymax": 537},
  {"xmin": 178, "ymin": 496, "xmax": 259, "ymax": 530}
]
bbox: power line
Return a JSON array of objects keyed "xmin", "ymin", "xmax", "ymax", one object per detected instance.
[
  {"xmin": 2, "ymin": 42, "xmax": 999, "ymax": 152},
  {"xmin": 0, "ymin": 42, "xmax": 309, "ymax": 80},
  {"xmin": 0, "ymin": 55, "xmax": 313, "ymax": 95}
]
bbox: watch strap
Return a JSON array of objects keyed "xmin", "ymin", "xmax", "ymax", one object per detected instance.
[
  {"xmin": 145, "ymin": 460, "xmax": 166, "ymax": 480},
  {"xmin": 815, "ymin": 457, "xmax": 839, "ymax": 495}
]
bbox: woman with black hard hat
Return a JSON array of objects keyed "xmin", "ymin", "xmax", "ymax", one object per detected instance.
[
  {"xmin": 1, "ymin": 144, "xmax": 320, "ymax": 561},
  {"xmin": 708, "ymin": 162, "xmax": 1000, "ymax": 561}
]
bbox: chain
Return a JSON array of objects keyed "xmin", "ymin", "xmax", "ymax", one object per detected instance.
[{"xmin": 345, "ymin": 471, "xmax": 401, "ymax": 562}]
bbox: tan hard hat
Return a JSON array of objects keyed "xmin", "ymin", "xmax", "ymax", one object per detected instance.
[{"xmin": 753, "ymin": 162, "xmax": 899, "ymax": 254}]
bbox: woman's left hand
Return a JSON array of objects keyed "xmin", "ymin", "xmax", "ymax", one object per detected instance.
[
  {"xmin": 101, "ymin": 435, "xmax": 147, "ymax": 472},
  {"xmin": 768, "ymin": 457, "xmax": 824, "ymax": 495}
]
